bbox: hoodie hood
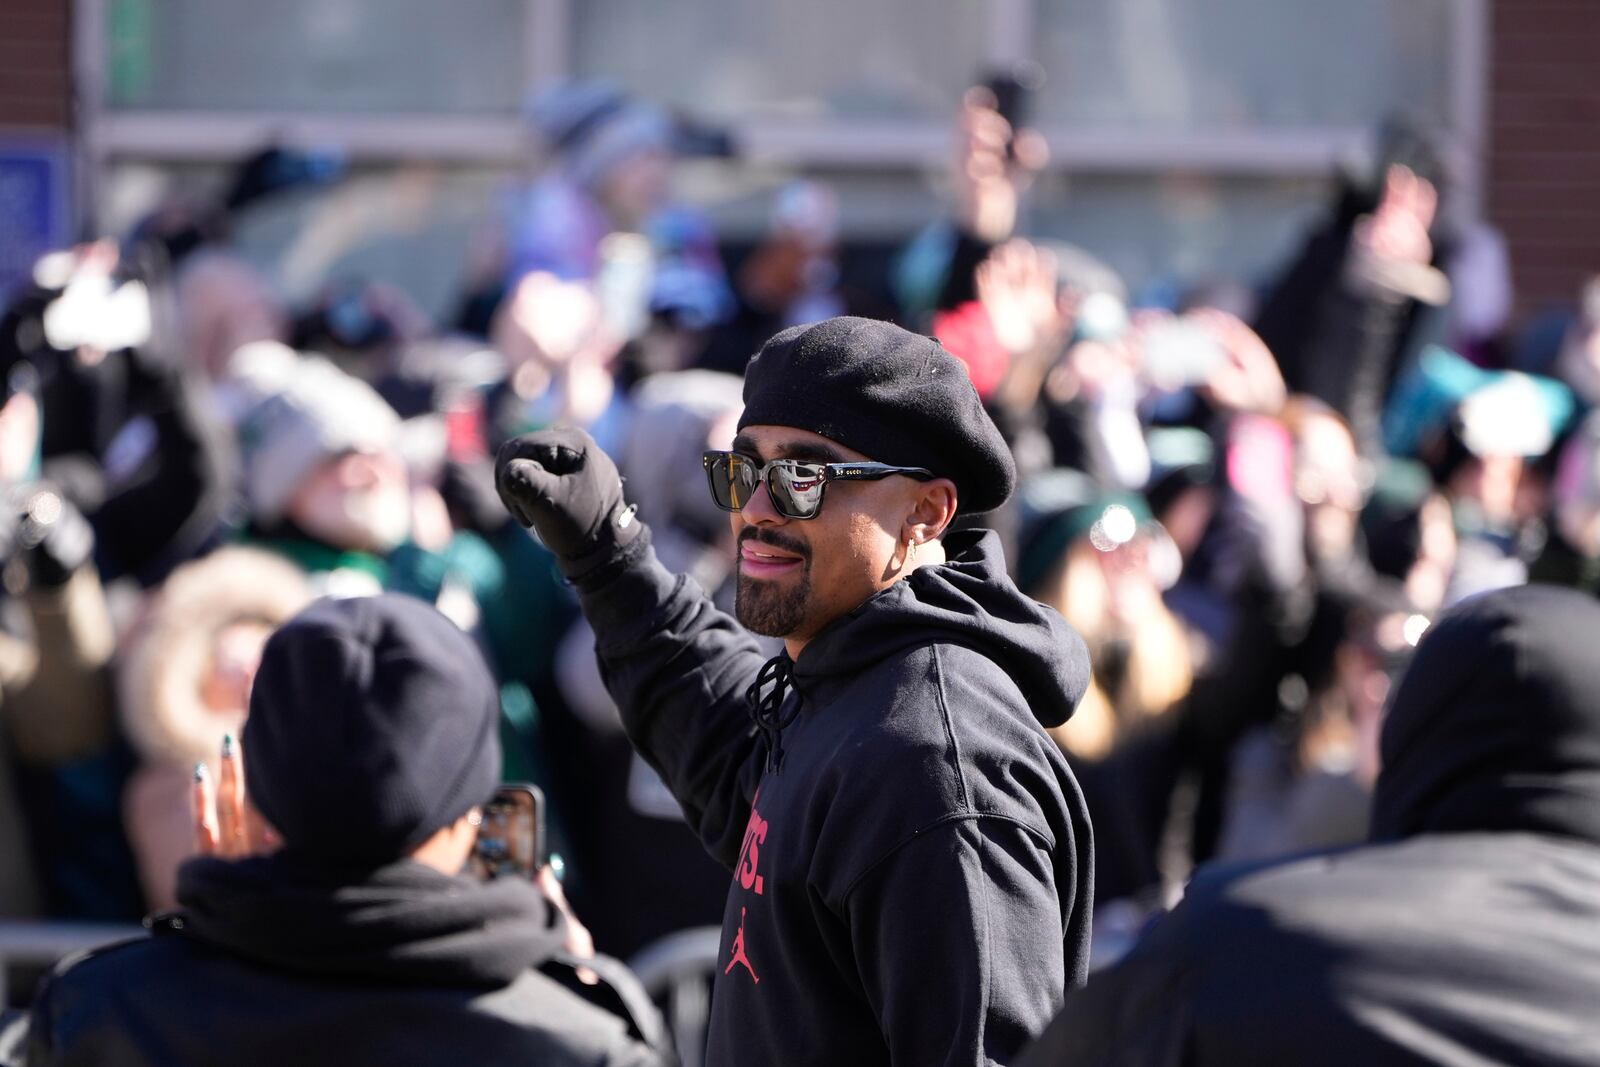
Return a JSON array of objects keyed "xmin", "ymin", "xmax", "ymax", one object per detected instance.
[
  {"xmin": 1371, "ymin": 583, "xmax": 1600, "ymax": 844},
  {"xmin": 795, "ymin": 529, "xmax": 1089, "ymax": 728},
  {"xmin": 176, "ymin": 852, "xmax": 565, "ymax": 988}
]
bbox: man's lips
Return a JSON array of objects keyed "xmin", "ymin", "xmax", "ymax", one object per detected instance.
[{"xmin": 739, "ymin": 540, "xmax": 805, "ymax": 578}]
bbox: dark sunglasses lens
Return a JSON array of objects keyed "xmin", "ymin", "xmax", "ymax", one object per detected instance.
[
  {"xmin": 705, "ymin": 453, "xmax": 735, "ymax": 511},
  {"xmin": 713, "ymin": 453, "xmax": 762, "ymax": 511},
  {"xmin": 768, "ymin": 463, "xmax": 826, "ymax": 519}
]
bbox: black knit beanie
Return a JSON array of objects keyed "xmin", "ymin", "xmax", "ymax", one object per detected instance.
[
  {"xmin": 244, "ymin": 594, "xmax": 501, "ymax": 865},
  {"xmin": 738, "ymin": 316, "xmax": 1017, "ymax": 514}
]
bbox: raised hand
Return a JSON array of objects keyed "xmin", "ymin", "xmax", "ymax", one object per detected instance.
[
  {"xmin": 538, "ymin": 865, "xmax": 598, "ymax": 985},
  {"xmin": 1347, "ymin": 164, "xmax": 1450, "ymax": 305},
  {"xmin": 194, "ymin": 734, "xmax": 278, "ymax": 859},
  {"xmin": 491, "ymin": 271, "xmax": 616, "ymax": 370},
  {"xmin": 953, "ymin": 89, "xmax": 1049, "ymax": 244},
  {"xmin": 976, "ymin": 239, "xmax": 1066, "ymax": 359},
  {"xmin": 495, "ymin": 427, "xmax": 643, "ymax": 582},
  {"xmin": 1190, "ymin": 309, "xmax": 1288, "ymax": 416},
  {"xmin": 1355, "ymin": 164, "xmax": 1437, "ymax": 267}
]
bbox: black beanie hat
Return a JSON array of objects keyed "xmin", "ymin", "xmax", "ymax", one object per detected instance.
[
  {"xmin": 244, "ymin": 594, "xmax": 501, "ymax": 865},
  {"xmin": 738, "ymin": 316, "xmax": 1016, "ymax": 514}
]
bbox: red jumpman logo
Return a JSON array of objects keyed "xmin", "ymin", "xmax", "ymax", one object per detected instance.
[{"xmin": 725, "ymin": 907, "xmax": 759, "ymax": 983}]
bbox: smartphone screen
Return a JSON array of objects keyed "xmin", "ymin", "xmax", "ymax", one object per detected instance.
[
  {"xmin": 596, "ymin": 232, "xmax": 654, "ymax": 342},
  {"xmin": 1142, "ymin": 318, "xmax": 1225, "ymax": 390},
  {"xmin": 469, "ymin": 783, "xmax": 544, "ymax": 880}
]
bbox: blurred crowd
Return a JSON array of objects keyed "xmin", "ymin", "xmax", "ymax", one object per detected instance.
[{"xmin": 1, "ymin": 76, "xmax": 1597, "ymax": 974}]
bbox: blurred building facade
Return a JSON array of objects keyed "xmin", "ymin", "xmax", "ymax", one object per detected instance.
[
  {"xmin": 1486, "ymin": 0, "xmax": 1600, "ymax": 315},
  {"xmin": 0, "ymin": 0, "xmax": 1595, "ymax": 318}
]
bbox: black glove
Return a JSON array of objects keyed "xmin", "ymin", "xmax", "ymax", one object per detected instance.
[{"xmin": 495, "ymin": 427, "xmax": 645, "ymax": 585}]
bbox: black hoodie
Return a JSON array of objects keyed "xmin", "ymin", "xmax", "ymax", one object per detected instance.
[
  {"xmin": 580, "ymin": 528, "xmax": 1093, "ymax": 1067},
  {"xmin": 1018, "ymin": 584, "xmax": 1600, "ymax": 1067},
  {"xmin": 24, "ymin": 855, "xmax": 664, "ymax": 1067}
]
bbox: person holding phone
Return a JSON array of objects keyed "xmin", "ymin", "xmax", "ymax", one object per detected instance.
[
  {"xmin": 21, "ymin": 594, "xmax": 665, "ymax": 1067},
  {"xmin": 496, "ymin": 316, "xmax": 1094, "ymax": 1067}
]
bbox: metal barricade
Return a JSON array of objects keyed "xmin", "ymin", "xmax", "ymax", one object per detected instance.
[
  {"xmin": 0, "ymin": 921, "xmax": 145, "ymax": 1005},
  {"xmin": 628, "ymin": 926, "xmax": 721, "ymax": 1067}
]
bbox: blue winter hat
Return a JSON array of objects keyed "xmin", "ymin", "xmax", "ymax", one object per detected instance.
[
  {"xmin": 1384, "ymin": 344, "xmax": 1575, "ymax": 459},
  {"xmin": 526, "ymin": 81, "xmax": 673, "ymax": 190}
]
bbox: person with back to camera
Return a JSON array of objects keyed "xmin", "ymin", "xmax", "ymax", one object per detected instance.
[
  {"xmin": 495, "ymin": 315, "xmax": 1095, "ymax": 1066},
  {"xmin": 1017, "ymin": 582, "xmax": 1600, "ymax": 1066},
  {"xmin": 20, "ymin": 594, "xmax": 666, "ymax": 1067}
]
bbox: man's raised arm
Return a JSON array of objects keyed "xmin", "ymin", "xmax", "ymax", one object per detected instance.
[{"xmin": 497, "ymin": 427, "xmax": 767, "ymax": 867}]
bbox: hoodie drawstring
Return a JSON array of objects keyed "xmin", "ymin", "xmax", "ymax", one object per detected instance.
[{"xmin": 747, "ymin": 654, "xmax": 800, "ymax": 774}]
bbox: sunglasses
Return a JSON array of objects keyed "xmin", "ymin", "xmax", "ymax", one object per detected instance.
[{"xmin": 703, "ymin": 450, "xmax": 935, "ymax": 520}]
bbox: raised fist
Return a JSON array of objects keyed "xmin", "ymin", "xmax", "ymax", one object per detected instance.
[{"xmin": 495, "ymin": 427, "xmax": 644, "ymax": 583}]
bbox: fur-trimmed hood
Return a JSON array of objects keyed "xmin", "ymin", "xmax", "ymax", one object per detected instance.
[{"xmin": 118, "ymin": 546, "xmax": 313, "ymax": 767}]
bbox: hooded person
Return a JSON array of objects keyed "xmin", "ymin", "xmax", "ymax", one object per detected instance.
[
  {"xmin": 24, "ymin": 594, "xmax": 665, "ymax": 1067},
  {"xmin": 496, "ymin": 316, "xmax": 1094, "ymax": 1066},
  {"xmin": 1017, "ymin": 583, "xmax": 1600, "ymax": 1067}
]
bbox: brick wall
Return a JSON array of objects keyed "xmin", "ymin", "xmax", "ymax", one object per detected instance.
[
  {"xmin": 0, "ymin": 0, "xmax": 72, "ymax": 130},
  {"xmin": 1489, "ymin": 0, "xmax": 1600, "ymax": 315}
]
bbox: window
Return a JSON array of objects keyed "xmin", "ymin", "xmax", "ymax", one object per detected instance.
[
  {"xmin": 106, "ymin": 0, "xmax": 527, "ymax": 114},
  {"xmin": 572, "ymin": 0, "xmax": 991, "ymax": 122},
  {"xmin": 1033, "ymin": 0, "xmax": 1455, "ymax": 131},
  {"xmin": 85, "ymin": 0, "xmax": 1486, "ymax": 305}
]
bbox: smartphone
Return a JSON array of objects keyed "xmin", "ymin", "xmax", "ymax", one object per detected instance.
[
  {"xmin": 596, "ymin": 231, "xmax": 654, "ymax": 343},
  {"xmin": 983, "ymin": 62, "xmax": 1045, "ymax": 157},
  {"xmin": 469, "ymin": 783, "xmax": 545, "ymax": 880},
  {"xmin": 1142, "ymin": 318, "xmax": 1226, "ymax": 390}
]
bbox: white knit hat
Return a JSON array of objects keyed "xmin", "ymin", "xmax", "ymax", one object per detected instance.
[{"xmin": 231, "ymin": 347, "xmax": 400, "ymax": 524}]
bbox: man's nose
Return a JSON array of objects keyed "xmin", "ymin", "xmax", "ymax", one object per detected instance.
[{"xmin": 740, "ymin": 475, "xmax": 787, "ymax": 526}]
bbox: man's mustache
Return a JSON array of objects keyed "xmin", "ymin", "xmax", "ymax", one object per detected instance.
[{"xmin": 738, "ymin": 527, "xmax": 811, "ymax": 561}]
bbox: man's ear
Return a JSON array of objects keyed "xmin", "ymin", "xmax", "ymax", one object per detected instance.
[{"xmin": 904, "ymin": 478, "xmax": 958, "ymax": 546}]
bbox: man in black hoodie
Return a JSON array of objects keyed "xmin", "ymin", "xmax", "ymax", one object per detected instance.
[
  {"xmin": 1017, "ymin": 582, "xmax": 1600, "ymax": 1066},
  {"xmin": 21, "ymin": 594, "xmax": 664, "ymax": 1067},
  {"xmin": 496, "ymin": 316, "xmax": 1094, "ymax": 1066}
]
